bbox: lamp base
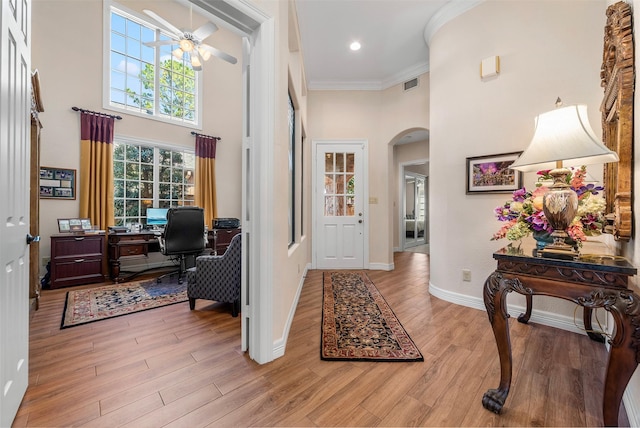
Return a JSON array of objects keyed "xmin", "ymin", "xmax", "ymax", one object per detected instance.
[{"xmin": 540, "ymin": 167, "xmax": 579, "ymax": 259}]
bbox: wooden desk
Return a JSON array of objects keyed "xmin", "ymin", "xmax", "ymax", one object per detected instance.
[
  {"xmin": 482, "ymin": 246, "xmax": 639, "ymax": 427},
  {"xmin": 108, "ymin": 229, "xmax": 225, "ymax": 282},
  {"xmin": 107, "ymin": 231, "xmax": 159, "ymax": 282}
]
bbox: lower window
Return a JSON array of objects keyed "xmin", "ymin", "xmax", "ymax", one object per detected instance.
[{"xmin": 113, "ymin": 139, "xmax": 195, "ymax": 226}]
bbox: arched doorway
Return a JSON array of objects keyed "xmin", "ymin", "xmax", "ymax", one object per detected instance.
[{"xmin": 390, "ymin": 128, "xmax": 429, "ymax": 253}]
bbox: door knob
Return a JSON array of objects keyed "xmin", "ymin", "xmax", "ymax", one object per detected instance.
[{"xmin": 26, "ymin": 234, "xmax": 40, "ymax": 245}]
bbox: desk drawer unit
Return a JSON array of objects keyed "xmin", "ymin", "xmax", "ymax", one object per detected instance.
[
  {"xmin": 213, "ymin": 227, "xmax": 241, "ymax": 255},
  {"xmin": 107, "ymin": 232, "xmax": 157, "ymax": 282},
  {"xmin": 50, "ymin": 234, "xmax": 105, "ymax": 289}
]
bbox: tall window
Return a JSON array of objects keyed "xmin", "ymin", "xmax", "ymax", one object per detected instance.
[
  {"xmin": 107, "ymin": 3, "xmax": 199, "ymax": 126},
  {"xmin": 288, "ymin": 92, "xmax": 296, "ymax": 246},
  {"xmin": 113, "ymin": 140, "xmax": 195, "ymax": 226}
]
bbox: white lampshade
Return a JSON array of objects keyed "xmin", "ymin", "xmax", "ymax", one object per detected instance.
[
  {"xmin": 179, "ymin": 39, "xmax": 195, "ymax": 52},
  {"xmin": 172, "ymin": 47, "xmax": 184, "ymax": 60},
  {"xmin": 198, "ymin": 47, "xmax": 211, "ymax": 61},
  {"xmin": 510, "ymin": 104, "xmax": 619, "ymax": 172},
  {"xmin": 190, "ymin": 55, "xmax": 202, "ymax": 68}
]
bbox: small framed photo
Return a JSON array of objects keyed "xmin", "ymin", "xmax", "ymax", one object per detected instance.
[
  {"xmin": 58, "ymin": 218, "xmax": 91, "ymax": 233},
  {"xmin": 466, "ymin": 151, "xmax": 523, "ymax": 194},
  {"xmin": 57, "ymin": 219, "xmax": 70, "ymax": 233},
  {"xmin": 68, "ymin": 219, "xmax": 82, "ymax": 232}
]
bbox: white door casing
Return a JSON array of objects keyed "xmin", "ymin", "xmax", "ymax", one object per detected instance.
[
  {"xmin": 0, "ymin": 0, "xmax": 31, "ymax": 425},
  {"xmin": 191, "ymin": 0, "xmax": 275, "ymax": 364},
  {"xmin": 314, "ymin": 140, "xmax": 368, "ymax": 269}
]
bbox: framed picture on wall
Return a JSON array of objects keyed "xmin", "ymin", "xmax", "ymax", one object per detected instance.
[
  {"xmin": 466, "ymin": 152, "xmax": 523, "ymax": 194},
  {"xmin": 40, "ymin": 167, "xmax": 76, "ymax": 200}
]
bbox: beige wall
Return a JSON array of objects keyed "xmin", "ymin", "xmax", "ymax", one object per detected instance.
[
  {"xmin": 430, "ymin": 1, "xmax": 639, "ymax": 420},
  {"xmin": 307, "ymin": 74, "xmax": 430, "ymax": 267},
  {"xmin": 251, "ymin": 0, "xmax": 311, "ymax": 346},
  {"xmin": 429, "ymin": 0, "xmax": 606, "ymax": 311},
  {"xmin": 32, "ymin": 0, "xmax": 243, "ymax": 270}
]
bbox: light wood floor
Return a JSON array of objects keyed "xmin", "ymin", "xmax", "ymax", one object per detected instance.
[{"xmin": 14, "ymin": 252, "xmax": 628, "ymax": 427}]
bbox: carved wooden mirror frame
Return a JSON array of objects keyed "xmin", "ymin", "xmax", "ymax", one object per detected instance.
[{"xmin": 600, "ymin": 1, "xmax": 634, "ymax": 241}]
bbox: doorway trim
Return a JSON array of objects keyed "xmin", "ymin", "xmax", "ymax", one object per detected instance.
[
  {"xmin": 399, "ymin": 159, "xmax": 428, "ymax": 252},
  {"xmin": 192, "ymin": 0, "xmax": 275, "ymax": 364},
  {"xmin": 312, "ymin": 139, "xmax": 370, "ymax": 270}
]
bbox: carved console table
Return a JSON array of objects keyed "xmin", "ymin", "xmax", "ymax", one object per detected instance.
[{"xmin": 482, "ymin": 246, "xmax": 639, "ymax": 426}]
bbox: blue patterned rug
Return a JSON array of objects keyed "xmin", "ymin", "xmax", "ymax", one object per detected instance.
[
  {"xmin": 321, "ymin": 271, "xmax": 424, "ymax": 362},
  {"xmin": 61, "ymin": 277, "xmax": 187, "ymax": 329}
]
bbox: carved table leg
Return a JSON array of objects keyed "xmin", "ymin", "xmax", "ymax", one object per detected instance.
[
  {"xmin": 518, "ymin": 294, "xmax": 532, "ymax": 324},
  {"xmin": 110, "ymin": 259, "xmax": 121, "ymax": 283},
  {"xmin": 482, "ymin": 271, "xmax": 516, "ymax": 414},
  {"xmin": 583, "ymin": 307, "xmax": 606, "ymax": 343},
  {"xmin": 601, "ymin": 291, "xmax": 640, "ymax": 427}
]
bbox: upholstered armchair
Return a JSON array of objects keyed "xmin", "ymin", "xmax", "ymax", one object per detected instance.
[{"xmin": 186, "ymin": 234, "xmax": 241, "ymax": 316}]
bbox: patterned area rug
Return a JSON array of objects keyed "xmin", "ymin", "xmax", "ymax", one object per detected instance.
[
  {"xmin": 61, "ymin": 278, "xmax": 187, "ymax": 329},
  {"xmin": 321, "ymin": 271, "xmax": 424, "ymax": 362}
]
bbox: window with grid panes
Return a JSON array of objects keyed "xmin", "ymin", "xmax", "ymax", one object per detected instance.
[
  {"xmin": 107, "ymin": 3, "xmax": 199, "ymax": 126},
  {"xmin": 113, "ymin": 141, "xmax": 195, "ymax": 226}
]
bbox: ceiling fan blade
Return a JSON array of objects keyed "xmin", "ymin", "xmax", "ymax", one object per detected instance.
[
  {"xmin": 200, "ymin": 44, "xmax": 238, "ymax": 65},
  {"xmin": 143, "ymin": 40, "xmax": 176, "ymax": 47},
  {"xmin": 192, "ymin": 22, "xmax": 218, "ymax": 41},
  {"xmin": 143, "ymin": 9, "xmax": 183, "ymax": 38}
]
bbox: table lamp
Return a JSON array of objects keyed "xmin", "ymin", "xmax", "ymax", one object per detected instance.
[{"xmin": 509, "ymin": 99, "xmax": 619, "ymax": 257}]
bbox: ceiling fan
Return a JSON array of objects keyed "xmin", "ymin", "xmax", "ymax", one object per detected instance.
[{"xmin": 142, "ymin": 9, "xmax": 237, "ymax": 71}]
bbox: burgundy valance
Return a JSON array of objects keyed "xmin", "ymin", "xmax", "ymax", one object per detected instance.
[
  {"xmin": 80, "ymin": 112, "xmax": 114, "ymax": 145},
  {"xmin": 195, "ymin": 134, "xmax": 218, "ymax": 159}
]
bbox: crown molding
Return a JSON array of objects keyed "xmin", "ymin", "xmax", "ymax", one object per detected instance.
[
  {"xmin": 381, "ymin": 61, "xmax": 430, "ymax": 90},
  {"xmin": 308, "ymin": 61, "xmax": 430, "ymax": 91},
  {"xmin": 424, "ymin": 0, "xmax": 485, "ymax": 46},
  {"xmin": 308, "ymin": 0, "xmax": 483, "ymax": 91}
]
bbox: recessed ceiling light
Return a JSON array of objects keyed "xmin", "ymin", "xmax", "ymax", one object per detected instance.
[{"xmin": 350, "ymin": 41, "xmax": 361, "ymax": 51}]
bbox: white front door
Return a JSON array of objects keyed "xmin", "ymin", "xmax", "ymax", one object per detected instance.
[
  {"xmin": 0, "ymin": 0, "xmax": 31, "ymax": 425},
  {"xmin": 314, "ymin": 141, "xmax": 367, "ymax": 269}
]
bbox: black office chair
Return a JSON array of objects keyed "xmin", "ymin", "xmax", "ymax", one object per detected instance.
[{"xmin": 157, "ymin": 207, "xmax": 207, "ymax": 284}]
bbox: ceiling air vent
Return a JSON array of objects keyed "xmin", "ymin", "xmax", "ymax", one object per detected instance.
[{"xmin": 403, "ymin": 77, "xmax": 419, "ymax": 91}]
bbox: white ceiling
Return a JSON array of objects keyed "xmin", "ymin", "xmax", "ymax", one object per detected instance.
[{"xmin": 295, "ymin": 0, "xmax": 450, "ymax": 91}]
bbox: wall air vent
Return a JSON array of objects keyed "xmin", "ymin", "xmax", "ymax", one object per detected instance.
[{"xmin": 403, "ymin": 77, "xmax": 419, "ymax": 91}]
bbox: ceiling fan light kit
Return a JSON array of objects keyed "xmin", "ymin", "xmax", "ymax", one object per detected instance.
[{"xmin": 142, "ymin": 8, "xmax": 237, "ymax": 71}]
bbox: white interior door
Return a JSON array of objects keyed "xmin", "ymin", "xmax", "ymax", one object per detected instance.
[
  {"xmin": 314, "ymin": 141, "xmax": 366, "ymax": 269},
  {"xmin": 1, "ymin": 0, "xmax": 31, "ymax": 425}
]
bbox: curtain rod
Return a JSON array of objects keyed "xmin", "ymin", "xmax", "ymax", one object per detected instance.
[
  {"xmin": 191, "ymin": 131, "xmax": 221, "ymax": 141},
  {"xmin": 72, "ymin": 106, "xmax": 122, "ymax": 120}
]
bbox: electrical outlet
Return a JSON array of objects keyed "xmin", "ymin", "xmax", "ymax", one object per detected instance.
[
  {"xmin": 42, "ymin": 256, "xmax": 50, "ymax": 266},
  {"xmin": 462, "ymin": 269, "xmax": 471, "ymax": 282}
]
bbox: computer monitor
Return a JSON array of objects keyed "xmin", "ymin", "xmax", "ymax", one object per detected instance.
[{"xmin": 146, "ymin": 208, "xmax": 169, "ymax": 226}]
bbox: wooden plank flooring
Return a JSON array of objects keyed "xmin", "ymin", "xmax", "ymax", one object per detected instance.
[{"xmin": 13, "ymin": 251, "xmax": 628, "ymax": 427}]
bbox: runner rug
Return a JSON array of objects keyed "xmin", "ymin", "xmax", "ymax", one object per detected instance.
[
  {"xmin": 321, "ymin": 271, "xmax": 424, "ymax": 362},
  {"xmin": 61, "ymin": 278, "xmax": 187, "ymax": 329}
]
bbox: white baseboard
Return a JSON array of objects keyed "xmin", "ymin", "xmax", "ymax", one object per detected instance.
[
  {"xmin": 624, "ymin": 380, "xmax": 640, "ymax": 427},
  {"xmin": 429, "ymin": 281, "xmax": 640, "ymax": 427},
  {"xmin": 369, "ymin": 262, "xmax": 394, "ymax": 271},
  {"xmin": 272, "ymin": 263, "xmax": 311, "ymax": 360},
  {"xmin": 428, "ymin": 282, "xmax": 587, "ymax": 337}
]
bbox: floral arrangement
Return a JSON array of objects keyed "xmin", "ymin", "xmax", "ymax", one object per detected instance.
[{"xmin": 491, "ymin": 166, "xmax": 605, "ymax": 246}]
